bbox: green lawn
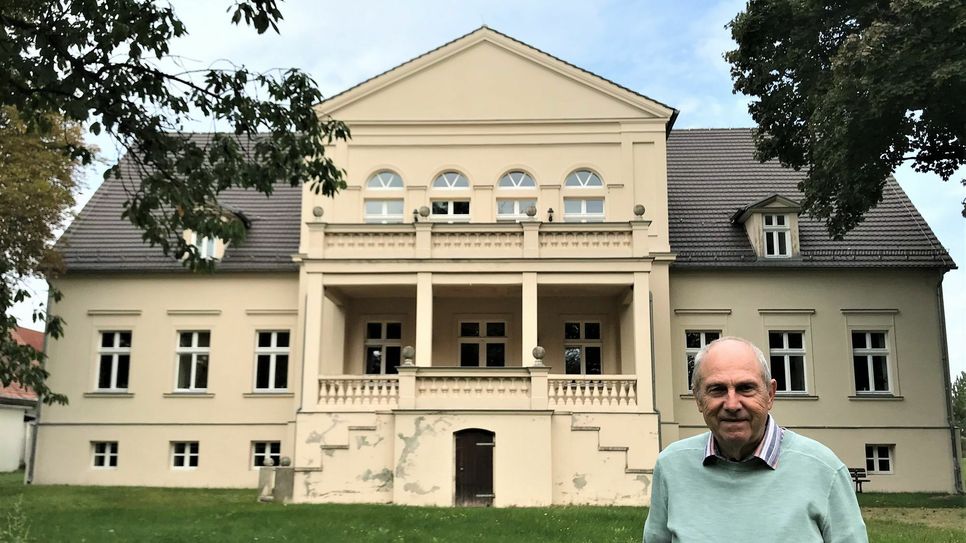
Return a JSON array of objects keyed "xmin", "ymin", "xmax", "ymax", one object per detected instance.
[{"xmin": 1, "ymin": 471, "xmax": 964, "ymax": 542}]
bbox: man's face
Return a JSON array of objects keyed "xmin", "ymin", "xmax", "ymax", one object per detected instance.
[{"xmin": 695, "ymin": 340, "xmax": 777, "ymax": 459}]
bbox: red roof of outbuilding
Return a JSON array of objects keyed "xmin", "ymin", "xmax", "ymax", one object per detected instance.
[{"xmin": 1, "ymin": 327, "xmax": 42, "ymax": 403}]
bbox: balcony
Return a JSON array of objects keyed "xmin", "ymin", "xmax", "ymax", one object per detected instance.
[
  {"xmin": 305, "ymin": 220, "xmax": 652, "ymax": 260},
  {"xmin": 317, "ymin": 368, "xmax": 640, "ymax": 412}
]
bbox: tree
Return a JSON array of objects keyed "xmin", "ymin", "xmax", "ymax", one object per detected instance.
[
  {"xmin": 953, "ymin": 371, "xmax": 966, "ymax": 434},
  {"xmin": 727, "ymin": 0, "xmax": 966, "ymax": 238},
  {"xmin": 0, "ymin": 106, "xmax": 87, "ymax": 405},
  {"xmin": 0, "ymin": 0, "xmax": 350, "ymax": 403}
]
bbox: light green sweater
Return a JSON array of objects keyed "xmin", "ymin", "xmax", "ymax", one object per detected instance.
[{"xmin": 643, "ymin": 430, "xmax": 867, "ymax": 543}]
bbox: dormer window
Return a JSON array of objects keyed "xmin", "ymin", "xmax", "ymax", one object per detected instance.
[
  {"xmin": 190, "ymin": 232, "xmax": 218, "ymax": 260},
  {"xmin": 763, "ymin": 214, "xmax": 791, "ymax": 258},
  {"xmin": 730, "ymin": 194, "xmax": 801, "ymax": 260}
]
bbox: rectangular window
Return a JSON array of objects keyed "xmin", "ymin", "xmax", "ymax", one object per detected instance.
[
  {"xmin": 97, "ymin": 331, "xmax": 131, "ymax": 391},
  {"xmin": 852, "ymin": 331, "xmax": 891, "ymax": 393},
  {"xmin": 364, "ymin": 199, "xmax": 404, "ymax": 223},
  {"xmin": 175, "ymin": 331, "xmax": 210, "ymax": 391},
  {"xmin": 430, "ymin": 200, "xmax": 470, "ymax": 221},
  {"xmin": 768, "ymin": 331, "xmax": 807, "ymax": 393},
  {"xmin": 564, "ymin": 321, "xmax": 602, "ymax": 375},
  {"xmin": 865, "ymin": 444, "xmax": 894, "ymax": 474},
  {"xmin": 190, "ymin": 232, "xmax": 217, "ymax": 260},
  {"xmin": 255, "ymin": 331, "xmax": 290, "ymax": 391},
  {"xmin": 763, "ymin": 214, "xmax": 791, "ymax": 257},
  {"xmin": 684, "ymin": 330, "xmax": 721, "ymax": 390},
  {"xmin": 252, "ymin": 441, "xmax": 281, "ymax": 468},
  {"xmin": 496, "ymin": 198, "xmax": 536, "ymax": 221},
  {"xmin": 458, "ymin": 321, "xmax": 507, "ymax": 367},
  {"xmin": 171, "ymin": 441, "xmax": 199, "ymax": 469},
  {"xmin": 563, "ymin": 198, "xmax": 604, "ymax": 222},
  {"xmin": 365, "ymin": 322, "xmax": 402, "ymax": 375},
  {"xmin": 92, "ymin": 441, "xmax": 118, "ymax": 468}
]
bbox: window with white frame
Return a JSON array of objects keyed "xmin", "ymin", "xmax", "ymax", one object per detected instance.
[
  {"xmin": 564, "ymin": 321, "xmax": 602, "ymax": 375},
  {"xmin": 97, "ymin": 331, "xmax": 131, "ymax": 391},
  {"xmin": 685, "ymin": 330, "xmax": 721, "ymax": 390},
  {"xmin": 366, "ymin": 170, "xmax": 404, "ymax": 189},
  {"xmin": 430, "ymin": 200, "xmax": 470, "ymax": 221},
  {"xmin": 763, "ymin": 214, "xmax": 791, "ymax": 257},
  {"xmin": 768, "ymin": 331, "xmax": 807, "ymax": 393},
  {"xmin": 498, "ymin": 170, "xmax": 536, "ymax": 188},
  {"xmin": 176, "ymin": 331, "xmax": 210, "ymax": 391},
  {"xmin": 852, "ymin": 331, "xmax": 891, "ymax": 394},
  {"xmin": 171, "ymin": 441, "xmax": 199, "ymax": 469},
  {"xmin": 563, "ymin": 198, "xmax": 604, "ymax": 222},
  {"xmin": 92, "ymin": 441, "xmax": 118, "ymax": 468},
  {"xmin": 364, "ymin": 199, "xmax": 404, "ymax": 223},
  {"xmin": 496, "ymin": 198, "xmax": 536, "ymax": 221},
  {"xmin": 564, "ymin": 169, "xmax": 603, "ymax": 188},
  {"xmin": 252, "ymin": 441, "xmax": 281, "ymax": 468},
  {"xmin": 458, "ymin": 321, "xmax": 507, "ymax": 367},
  {"xmin": 189, "ymin": 232, "xmax": 218, "ymax": 260},
  {"xmin": 432, "ymin": 171, "xmax": 469, "ymax": 189},
  {"xmin": 865, "ymin": 444, "xmax": 893, "ymax": 473},
  {"xmin": 365, "ymin": 322, "xmax": 402, "ymax": 375},
  {"xmin": 255, "ymin": 331, "xmax": 289, "ymax": 391}
]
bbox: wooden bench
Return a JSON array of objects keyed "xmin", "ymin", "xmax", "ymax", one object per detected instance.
[{"xmin": 848, "ymin": 468, "xmax": 870, "ymax": 493}]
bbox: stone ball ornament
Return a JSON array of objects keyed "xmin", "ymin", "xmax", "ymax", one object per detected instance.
[
  {"xmin": 633, "ymin": 204, "xmax": 646, "ymax": 217},
  {"xmin": 532, "ymin": 345, "xmax": 546, "ymax": 366},
  {"xmin": 280, "ymin": 456, "xmax": 292, "ymax": 467},
  {"xmin": 418, "ymin": 206, "xmax": 431, "ymax": 218},
  {"xmin": 312, "ymin": 206, "xmax": 324, "ymax": 218},
  {"xmin": 525, "ymin": 205, "xmax": 538, "ymax": 217}
]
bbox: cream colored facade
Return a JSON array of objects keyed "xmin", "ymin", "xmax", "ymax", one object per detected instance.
[{"xmin": 34, "ymin": 28, "xmax": 959, "ymax": 504}]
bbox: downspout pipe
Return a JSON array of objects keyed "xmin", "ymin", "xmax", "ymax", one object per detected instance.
[
  {"xmin": 937, "ymin": 270, "xmax": 964, "ymax": 494},
  {"xmin": 649, "ymin": 292, "xmax": 662, "ymax": 448}
]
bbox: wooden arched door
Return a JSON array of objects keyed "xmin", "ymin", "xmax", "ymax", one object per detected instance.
[{"xmin": 454, "ymin": 429, "xmax": 494, "ymax": 506}]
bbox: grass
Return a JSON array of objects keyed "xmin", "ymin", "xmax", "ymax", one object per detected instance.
[{"xmin": 1, "ymin": 471, "xmax": 964, "ymax": 542}]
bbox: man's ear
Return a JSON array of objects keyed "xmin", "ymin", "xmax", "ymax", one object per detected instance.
[{"xmin": 766, "ymin": 379, "xmax": 777, "ymax": 407}]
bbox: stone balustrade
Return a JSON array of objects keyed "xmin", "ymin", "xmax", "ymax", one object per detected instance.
[
  {"xmin": 317, "ymin": 369, "xmax": 640, "ymax": 412},
  {"xmin": 305, "ymin": 221, "xmax": 650, "ymax": 260}
]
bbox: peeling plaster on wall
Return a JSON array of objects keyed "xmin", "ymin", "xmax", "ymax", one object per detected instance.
[
  {"xmin": 303, "ymin": 472, "xmax": 321, "ymax": 498},
  {"xmin": 305, "ymin": 431, "xmax": 323, "ymax": 444},
  {"xmin": 360, "ymin": 468, "xmax": 394, "ymax": 491},
  {"xmin": 395, "ymin": 416, "xmax": 448, "ymax": 479},
  {"xmin": 403, "ymin": 482, "xmax": 440, "ymax": 495},
  {"xmin": 322, "ymin": 447, "xmax": 335, "ymax": 457},
  {"xmin": 572, "ymin": 473, "xmax": 587, "ymax": 490},
  {"xmin": 636, "ymin": 474, "xmax": 651, "ymax": 493},
  {"xmin": 356, "ymin": 435, "xmax": 384, "ymax": 449}
]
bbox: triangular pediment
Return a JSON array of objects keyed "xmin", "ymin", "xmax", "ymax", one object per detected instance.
[
  {"xmin": 731, "ymin": 194, "xmax": 802, "ymax": 224},
  {"xmin": 318, "ymin": 27, "xmax": 676, "ymax": 123}
]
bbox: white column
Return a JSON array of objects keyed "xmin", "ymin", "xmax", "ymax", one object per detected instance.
[
  {"xmin": 521, "ymin": 272, "xmax": 538, "ymax": 367},
  {"xmin": 415, "ymin": 272, "xmax": 433, "ymax": 367},
  {"xmin": 633, "ymin": 272, "xmax": 654, "ymax": 412},
  {"xmin": 300, "ymin": 272, "xmax": 324, "ymax": 408}
]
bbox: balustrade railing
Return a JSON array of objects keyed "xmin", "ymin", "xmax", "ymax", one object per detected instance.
[
  {"xmin": 318, "ymin": 371, "xmax": 641, "ymax": 412},
  {"xmin": 547, "ymin": 376, "xmax": 638, "ymax": 410}
]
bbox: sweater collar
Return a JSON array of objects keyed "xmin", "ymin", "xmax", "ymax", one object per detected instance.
[{"xmin": 703, "ymin": 415, "xmax": 785, "ymax": 470}]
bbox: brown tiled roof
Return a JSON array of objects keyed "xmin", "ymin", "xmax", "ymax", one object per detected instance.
[
  {"xmin": 56, "ymin": 129, "xmax": 953, "ymax": 272},
  {"xmin": 56, "ymin": 134, "xmax": 301, "ymax": 272},
  {"xmin": 667, "ymin": 128, "xmax": 954, "ymax": 269},
  {"xmin": 1, "ymin": 327, "xmax": 42, "ymax": 404}
]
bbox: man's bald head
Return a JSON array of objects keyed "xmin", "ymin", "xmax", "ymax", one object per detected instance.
[{"xmin": 692, "ymin": 336, "xmax": 770, "ymax": 398}]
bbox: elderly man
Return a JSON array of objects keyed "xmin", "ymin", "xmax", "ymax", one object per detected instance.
[{"xmin": 643, "ymin": 336, "xmax": 867, "ymax": 542}]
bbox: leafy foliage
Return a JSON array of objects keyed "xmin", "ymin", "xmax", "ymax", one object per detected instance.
[
  {"xmin": 0, "ymin": 106, "xmax": 85, "ymax": 404},
  {"xmin": 0, "ymin": 0, "xmax": 350, "ymax": 403},
  {"xmin": 727, "ymin": 0, "xmax": 966, "ymax": 238},
  {"xmin": 953, "ymin": 371, "xmax": 966, "ymax": 434}
]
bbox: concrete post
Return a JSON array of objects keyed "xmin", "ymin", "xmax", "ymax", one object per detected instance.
[
  {"xmin": 521, "ymin": 272, "xmax": 538, "ymax": 366},
  {"xmin": 397, "ymin": 366, "xmax": 417, "ymax": 409},
  {"xmin": 633, "ymin": 272, "xmax": 653, "ymax": 413},
  {"xmin": 416, "ymin": 273, "xmax": 433, "ymax": 367}
]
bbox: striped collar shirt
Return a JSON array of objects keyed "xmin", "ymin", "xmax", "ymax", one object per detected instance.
[{"xmin": 703, "ymin": 415, "xmax": 785, "ymax": 469}]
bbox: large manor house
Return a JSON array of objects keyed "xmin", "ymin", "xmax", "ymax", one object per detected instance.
[{"xmin": 32, "ymin": 28, "xmax": 960, "ymax": 505}]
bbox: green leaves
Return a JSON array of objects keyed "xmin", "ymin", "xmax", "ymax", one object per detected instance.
[
  {"xmin": 728, "ymin": 0, "xmax": 966, "ymax": 238},
  {"xmin": 0, "ymin": 1, "xmax": 350, "ymax": 401}
]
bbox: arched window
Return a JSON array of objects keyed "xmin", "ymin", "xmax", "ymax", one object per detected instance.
[
  {"xmin": 366, "ymin": 170, "xmax": 404, "ymax": 189},
  {"xmin": 564, "ymin": 169, "xmax": 603, "ymax": 188},
  {"xmin": 497, "ymin": 170, "xmax": 535, "ymax": 188},
  {"xmin": 432, "ymin": 171, "xmax": 470, "ymax": 189}
]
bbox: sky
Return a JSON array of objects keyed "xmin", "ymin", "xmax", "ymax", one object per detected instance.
[{"xmin": 11, "ymin": 0, "xmax": 965, "ymax": 378}]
